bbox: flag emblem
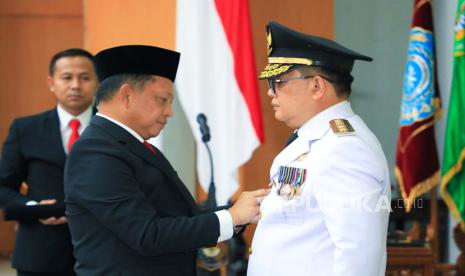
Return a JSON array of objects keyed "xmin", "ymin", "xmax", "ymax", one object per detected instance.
[{"xmin": 400, "ymin": 27, "xmax": 436, "ymax": 126}]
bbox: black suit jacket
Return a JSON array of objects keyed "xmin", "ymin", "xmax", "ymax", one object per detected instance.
[
  {"xmin": 64, "ymin": 116, "xmax": 220, "ymax": 276},
  {"xmin": 0, "ymin": 108, "xmax": 74, "ymax": 272}
]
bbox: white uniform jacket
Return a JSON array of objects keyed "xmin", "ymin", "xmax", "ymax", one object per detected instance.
[{"xmin": 248, "ymin": 101, "xmax": 391, "ymax": 276}]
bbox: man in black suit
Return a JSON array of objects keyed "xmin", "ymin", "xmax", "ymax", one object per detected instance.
[
  {"xmin": 64, "ymin": 45, "xmax": 267, "ymax": 276},
  {"xmin": 0, "ymin": 48, "xmax": 98, "ymax": 276}
]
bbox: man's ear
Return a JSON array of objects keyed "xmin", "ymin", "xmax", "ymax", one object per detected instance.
[
  {"xmin": 47, "ymin": 76, "xmax": 55, "ymax": 93},
  {"xmin": 118, "ymin": 83, "xmax": 133, "ymax": 109},
  {"xmin": 309, "ymin": 76, "xmax": 327, "ymax": 100}
]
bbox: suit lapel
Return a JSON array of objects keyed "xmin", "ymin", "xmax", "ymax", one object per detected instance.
[
  {"xmin": 45, "ymin": 109, "xmax": 66, "ymax": 167},
  {"xmin": 127, "ymin": 139, "xmax": 198, "ymax": 210},
  {"xmin": 154, "ymin": 149, "xmax": 198, "ymax": 210},
  {"xmin": 92, "ymin": 116, "xmax": 198, "ymax": 211}
]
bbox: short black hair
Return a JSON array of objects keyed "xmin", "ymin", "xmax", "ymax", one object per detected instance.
[
  {"xmin": 96, "ymin": 74, "xmax": 155, "ymax": 104},
  {"xmin": 49, "ymin": 48, "xmax": 95, "ymax": 76},
  {"xmin": 297, "ymin": 66, "xmax": 353, "ymax": 98}
]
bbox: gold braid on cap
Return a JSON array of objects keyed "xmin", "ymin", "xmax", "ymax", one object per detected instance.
[{"xmin": 268, "ymin": 57, "xmax": 313, "ymax": 65}]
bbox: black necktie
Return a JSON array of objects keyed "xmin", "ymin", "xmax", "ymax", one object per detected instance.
[{"xmin": 285, "ymin": 130, "xmax": 298, "ymax": 147}]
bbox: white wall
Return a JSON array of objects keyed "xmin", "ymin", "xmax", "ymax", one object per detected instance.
[
  {"xmin": 159, "ymin": 94, "xmax": 197, "ymax": 196},
  {"xmin": 433, "ymin": 0, "xmax": 459, "ymax": 263}
]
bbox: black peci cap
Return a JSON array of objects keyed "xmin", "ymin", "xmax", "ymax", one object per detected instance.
[
  {"xmin": 258, "ymin": 21, "xmax": 372, "ymax": 79},
  {"xmin": 95, "ymin": 45, "xmax": 180, "ymax": 82}
]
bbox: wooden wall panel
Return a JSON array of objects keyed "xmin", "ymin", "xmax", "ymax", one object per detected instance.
[
  {"xmin": 0, "ymin": 0, "xmax": 84, "ymax": 258},
  {"xmin": 84, "ymin": 0, "xmax": 176, "ymax": 53},
  {"xmin": 0, "ymin": 0, "xmax": 81, "ymax": 16}
]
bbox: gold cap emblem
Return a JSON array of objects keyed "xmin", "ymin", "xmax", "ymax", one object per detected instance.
[{"xmin": 267, "ymin": 28, "xmax": 272, "ymax": 56}]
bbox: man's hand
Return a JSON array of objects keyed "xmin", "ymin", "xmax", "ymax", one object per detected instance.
[
  {"xmin": 38, "ymin": 199, "xmax": 68, "ymax": 225},
  {"xmin": 228, "ymin": 188, "xmax": 270, "ymax": 226}
]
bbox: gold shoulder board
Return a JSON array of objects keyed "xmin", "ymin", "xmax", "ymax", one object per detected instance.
[{"xmin": 329, "ymin": 119, "xmax": 355, "ymax": 136}]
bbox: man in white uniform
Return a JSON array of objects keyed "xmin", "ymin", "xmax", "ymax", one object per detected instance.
[{"xmin": 247, "ymin": 22, "xmax": 391, "ymax": 276}]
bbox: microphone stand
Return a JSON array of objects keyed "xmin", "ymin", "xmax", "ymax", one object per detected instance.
[
  {"xmin": 203, "ymin": 139, "xmax": 217, "ymax": 208},
  {"xmin": 196, "ymin": 114, "xmax": 246, "ymax": 276},
  {"xmin": 197, "ymin": 115, "xmax": 222, "ymax": 276}
]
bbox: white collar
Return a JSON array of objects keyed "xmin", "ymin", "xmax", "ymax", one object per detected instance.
[
  {"xmin": 57, "ymin": 105, "xmax": 93, "ymax": 131},
  {"xmin": 297, "ymin": 100, "xmax": 354, "ymax": 140},
  {"xmin": 96, "ymin": 113, "xmax": 144, "ymax": 143}
]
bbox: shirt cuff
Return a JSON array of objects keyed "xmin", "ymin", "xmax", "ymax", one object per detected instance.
[
  {"xmin": 25, "ymin": 200, "xmax": 38, "ymax": 206},
  {"xmin": 215, "ymin": 209, "xmax": 233, "ymax": 243}
]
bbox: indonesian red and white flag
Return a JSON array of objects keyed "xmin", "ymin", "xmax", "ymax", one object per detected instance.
[{"xmin": 176, "ymin": 0, "xmax": 264, "ymax": 205}]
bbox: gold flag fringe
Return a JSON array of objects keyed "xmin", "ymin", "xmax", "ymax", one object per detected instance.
[
  {"xmin": 395, "ymin": 167, "xmax": 440, "ymax": 213},
  {"xmin": 441, "ymin": 147, "xmax": 465, "ymax": 231}
]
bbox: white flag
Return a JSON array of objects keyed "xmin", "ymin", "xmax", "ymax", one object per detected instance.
[{"xmin": 176, "ymin": 0, "xmax": 264, "ymax": 205}]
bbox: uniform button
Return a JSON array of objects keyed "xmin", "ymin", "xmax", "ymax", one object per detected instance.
[
  {"xmin": 249, "ymin": 247, "xmax": 252, "ymax": 255},
  {"xmin": 259, "ymin": 212, "xmax": 263, "ymax": 220}
]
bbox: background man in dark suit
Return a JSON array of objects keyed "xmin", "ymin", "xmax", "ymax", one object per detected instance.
[
  {"xmin": 0, "ymin": 48, "xmax": 98, "ymax": 276},
  {"xmin": 64, "ymin": 45, "xmax": 268, "ymax": 276}
]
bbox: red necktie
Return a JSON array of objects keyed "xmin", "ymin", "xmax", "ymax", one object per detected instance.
[
  {"xmin": 143, "ymin": 141, "xmax": 157, "ymax": 154},
  {"xmin": 68, "ymin": 119, "xmax": 81, "ymax": 152}
]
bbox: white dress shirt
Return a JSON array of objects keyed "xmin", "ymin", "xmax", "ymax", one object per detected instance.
[
  {"xmin": 96, "ymin": 113, "xmax": 233, "ymax": 243},
  {"xmin": 57, "ymin": 104, "xmax": 93, "ymax": 154}
]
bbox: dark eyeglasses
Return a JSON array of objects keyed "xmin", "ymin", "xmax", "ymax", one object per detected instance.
[{"xmin": 267, "ymin": 75, "xmax": 333, "ymax": 94}]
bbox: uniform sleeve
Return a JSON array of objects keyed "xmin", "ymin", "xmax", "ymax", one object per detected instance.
[
  {"xmin": 0, "ymin": 120, "xmax": 30, "ymax": 207},
  {"xmin": 312, "ymin": 136, "xmax": 390, "ymax": 276},
  {"xmin": 65, "ymin": 138, "xmax": 220, "ymax": 256}
]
